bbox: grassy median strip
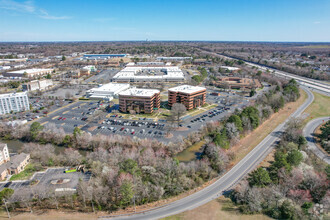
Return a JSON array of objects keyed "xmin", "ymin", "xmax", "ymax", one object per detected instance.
[{"xmin": 303, "ymin": 91, "xmax": 330, "ymax": 123}]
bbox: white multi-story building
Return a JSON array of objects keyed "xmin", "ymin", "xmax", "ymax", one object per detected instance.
[
  {"xmin": 0, "ymin": 143, "xmax": 10, "ymax": 165},
  {"xmin": 0, "ymin": 92, "xmax": 30, "ymax": 115}
]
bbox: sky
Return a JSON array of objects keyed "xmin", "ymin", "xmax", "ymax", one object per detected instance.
[{"xmin": 0, "ymin": 0, "xmax": 329, "ymax": 42}]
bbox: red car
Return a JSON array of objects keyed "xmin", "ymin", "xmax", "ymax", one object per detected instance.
[
  {"xmin": 58, "ymin": 117, "xmax": 63, "ymax": 120},
  {"xmin": 120, "ymin": 127, "xmax": 124, "ymax": 131},
  {"xmin": 62, "ymin": 118, "xmax": 66, "ymax": 120}
]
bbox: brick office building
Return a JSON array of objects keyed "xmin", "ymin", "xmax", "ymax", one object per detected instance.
[
  {"xmin": 168, "ymin": 85, "xmax": 206, "ymax": 110},
  {"xmin": 119, "ymin": 88, "xmax": 160, "ymax": 114}
]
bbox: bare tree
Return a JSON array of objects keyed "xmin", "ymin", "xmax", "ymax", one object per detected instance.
[{"xmin": 167, "ymin": 103, "xmax": 187, "ymax": 127}]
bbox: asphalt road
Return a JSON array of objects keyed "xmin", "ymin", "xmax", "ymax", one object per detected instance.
[
  {"xmin": 101, "ymin": 87, "xmax": 314, "ymax": 220},
  {"xmin": 303, "ymin": 117, "xmax": 330, "ymax": 164}
]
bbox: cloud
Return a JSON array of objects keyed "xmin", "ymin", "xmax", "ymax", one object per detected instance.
[
  {"xmin": 313, "ymin": 21, "xmax": 321, "ymax": 24},
  {"xmin": 0, "ymin": 0, "xmax": 71, "ymax": 20},
  {"xmin": 93, "ymin": 17, "xmax": 116, "ymax": 23}
]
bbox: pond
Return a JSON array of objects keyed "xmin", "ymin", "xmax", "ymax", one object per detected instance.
[
  {"xmin": 175, "ymin": 140, "xmax": 205, "ymax": 162},
  {"xmin": 1, "ymin": 139, "xmax": 87, "ymax": 156}
]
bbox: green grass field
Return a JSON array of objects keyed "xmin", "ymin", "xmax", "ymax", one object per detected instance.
[{"xmin": 304, "ymin": 92, "xmax": 330, "ymax": 122}]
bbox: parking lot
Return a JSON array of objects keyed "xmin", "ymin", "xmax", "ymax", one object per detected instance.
[
  {"xmin": 34, "ymin": 86, "xmax": 263, "ymax": 143},
  {"xmin": 85, "ymin": 68, "xmax": 119, "ymax": 84},
  {"xmin": 0, "ymin": 168, "xmax": 91, "ymax": 201}
]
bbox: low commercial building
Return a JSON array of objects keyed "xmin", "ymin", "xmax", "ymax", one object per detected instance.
[
  {"xmin": 112, "ymin": 64, "xmax": 185, "ymax": 82},
  {"xmin": 193, "ymin": 59, "xmax": 212, "ymax": 65},
  {"xmin": 211, "ymin": 77, "xmax": 262, "ymax": 89},
  {"xmin": 83, "ymin": 54, "xmax": 127, "ymax": 59},
  {"xmin": 0, "ymin": 92, "xmax": 30, "ymax": 115},
  {"xmin": 119, "ymin": 88, "xmax": 160, "ymax": 114},
  {"xmin": 22, "ymin": 79, "xmax": 53, "ymax": 91},
  {"xmin": 7, "ymin": 153, "xmax": 30, "ymax": 175},
  {"xmin": 86, "ymin": 83, "xmax": 130, "ymax": 101},
  {"xmin": 168, "ymin": 85, "xmax": 206, "ymax": 110},
  {"xmin": 156, "ymin": 57, "xmax": 193, "ymax": 61},
  {"xmin": 3, "ymin": 68, "xmax": 53, "ymax": 78}
]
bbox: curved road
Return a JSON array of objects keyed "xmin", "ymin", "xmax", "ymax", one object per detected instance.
[
  {"xmin": 304, "ymin": 117, "xmax": 330, "ymax": 164},
  {"xmin": 102, "ymin": 87, "xmax": 314, "ymax": 220}
]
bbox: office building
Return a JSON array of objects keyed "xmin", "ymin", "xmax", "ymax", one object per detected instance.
[
  {"xmin": 86, "ymin": 83, "xmax": 130, "ymax": 101},
  {"xmin": 3, "ymin": 68, "xmax": 53, "ymax": 78},
  {"xmin": 22, "ymin": 79, "xmax": 53, "ymax": 91},
  {"xmin": 119, "ymin": 88, "xmax": 160, "ymax": 114},
  {"xmin": 212, "ymin": 77, "xmax": 262, "ymax": 89},
  {"xmin": 0, "ymin": 92, "xmax": 30, "ymax": 115},
  {"xmin": 168, "ymin": 85, "xmax": 206, "ymax": 110}
]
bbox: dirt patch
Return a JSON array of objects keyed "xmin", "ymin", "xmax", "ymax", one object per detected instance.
[
  {"xmin": 258, "ymin": 149, "xmax": 275, "ymax": 168},
  {"xmin": 0, "ymin": 210, "xmax": 103, "ymax": 220},
  {"xmin": 88, "ymin": 126, "xmax": 97, "ymax": 131}
]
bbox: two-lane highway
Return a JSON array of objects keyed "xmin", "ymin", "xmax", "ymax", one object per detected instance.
[
  {"xmin": 101, "ymin": 87, "xmax": 314, "ymax": 220},
  {"xmin": 304, "ymin": 117, "xmax": 330, "ymax": 164}
]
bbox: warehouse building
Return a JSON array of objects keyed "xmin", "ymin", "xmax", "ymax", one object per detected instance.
[
  {"xmin": 112, "ymin": 64, "xmax": 185, "ymax": 82},
  {"xmin": 22, "ymin": 79, "xmax": 53, "ymax": 91},
  {"xmin": 156, "ymin": 57, "xmax": 193, "ymax": 61},
  {"xmin": 168, "ymin": 85, "xmax": 206, "ymax": 110},
  {"xmin": 119, "ymin": 88, "xmax": 160, "ymax": 114},
  {"xmin": 86, "ymin": 83, "xmax": 130, "ymax": 101},
  {"xmin": 3, "ymin": 68, "xmax": 53, "ymax": 78},
  {"xmin": 0, "ymin": 92, "xmax": 30, "ymax": 115},
  {"xmin": 83, "ymin": 54, "xmax": 127, "ymax": 59}
]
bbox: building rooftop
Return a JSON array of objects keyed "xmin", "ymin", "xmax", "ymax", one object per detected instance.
[
  {"xmin": 0, "ymin": 91, "xmax": 28, "ymax": 98},
  {"xmin": 88, "ymin": 83, "xmax": 130, "ymax": 93},
  {"xmin": 8, "ymin": 68, "xmax": 53, "ymax": 74},
  {"xmin": 113, "ymin": 66, "xmax": 185, "ymax": 80},
  {"xmin": 8, "ymin": 153, "xmax": 29, "ymax": 169},
  {"xmin": 168, "ymin": 85, "xmax": 206, "ymax": 94},
  {"xmin": 0, "ymin": 143, "xmax": 7, "ymax": 151},
  {"xmin": 220, "ymin": 66, "xmax": 240, "ymax": 71},
  {"xmin": 119, "ymin": 88, "xmax": 160, "ymax": 97}
]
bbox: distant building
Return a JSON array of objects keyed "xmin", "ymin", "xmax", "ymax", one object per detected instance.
[
  {"xmin": 193, "ymin": 59, "xmax": 212, "ymax": 65},
  {"xmin": 219, "ymin": 66, "xmax": 241, "ymax": 72},
  {"xmin": 22, "ymin": 79, "xmax": 53, "ymax": 91},
  {"xmin": 0, "ymin": 66, "xmax": 11, "ymax": 71},
  {"xmin": 168, "ymin": 85, "xmax": 206, "ymax": 110},
  {"xmin": 156, "ymin": 57, "xmax": 193, "ymax": 61},
  {"xmin": 83, "ymin": 54, "xmax": 127, "ymax": 59},
  {"xmin": 211, "ymin": 77, "xmax": 262, "ymax": 90},
  {"xmin": 3, "ymin": 68, "xmax": 53, "ymax": 78},
  {"xmin": 0, "ymin": 92, "xmax": 30, "ymax": 115},
  {"xmin": 86, "ymin": 83, "xmax": 130, "ymax": 101},
  {"xmin": 119, "ymin": 88, "xmax": 160, "ymax": 114},
  {"xmin": 112, "ymin": 63, "xmax": 185, "ymax": 82},
  {"xmin": 0, "ymin": 143, "xmax": 30, "ymax": 180}
]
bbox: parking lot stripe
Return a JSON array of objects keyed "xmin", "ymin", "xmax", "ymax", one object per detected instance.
[
  {"xmin": 52, "ymin": 116, "xmax": 59, "ymax": 120},
  {"xmin": 41, "ymin": 121, "xmax": 48, "ymax": 126},
  {"xmin": 63, "ymin": 110, "xmax": 69, "ymax": 114}
]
